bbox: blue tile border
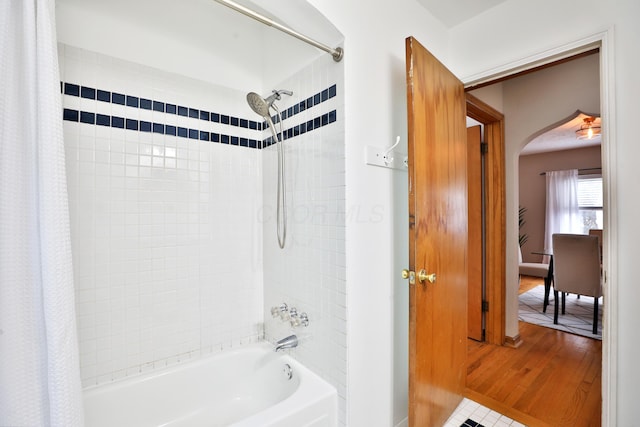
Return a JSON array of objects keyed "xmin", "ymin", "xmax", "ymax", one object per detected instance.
[
  {"xmin": 61, "ymin": 82, "xmax": 339, "ymax": 150},
  {"xmin": 62, "ymin": 81, "xmax": 263, "ymax": 130},
  {"xmin": 62, "ymin": 107, "xmax": 262, "ymax": 149},
  {"xmin": 62, "ymin": 106, "xmax": 336, "ymax": 150},
  {"xmin": 262, "ymin": 110, "xmax": 337, "ymax": 147},
  {"xmin": 63, "ymin": 83, "xmax": 79, "ymax": 97},
  {"xmin": 267, "ymin": 84, "xmax": 336, "ymax": 127}
]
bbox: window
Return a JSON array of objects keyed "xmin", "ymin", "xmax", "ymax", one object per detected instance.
[{"xmin": 578, "ymin": 175, "xmax": 603, "ymax": 234}]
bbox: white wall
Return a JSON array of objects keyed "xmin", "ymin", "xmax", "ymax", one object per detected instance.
[
  {"xmin": 309, "ymin": 0, "xmax": 640, "ymax": 424},
  {"xmin": 56, "ymin": 0, "xmax": 263, "ymax": 92},
  {"xmin": 451, "ymin": 0, "xmax": 640, "ymax": 424},
  {"xmin": 469, "ymin": 83, "xmax": 504, "ymax": 113},
  {"xmin": 306, "ymin": 1, "xmax": 449, "ymax": 425},
  {"xmin": 56, "ymin": 0, "xmax": 343, "ymax": 95}
]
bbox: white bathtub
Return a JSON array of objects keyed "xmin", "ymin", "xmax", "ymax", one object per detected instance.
[{"xmin": 83, "ymin": 344, "xmax": 337, "ymax": 427}]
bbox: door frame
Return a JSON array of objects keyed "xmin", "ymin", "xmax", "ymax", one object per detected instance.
[
  {"xmin": 465, "ymin": 93, "xmax": 506, "ymax": 346},
  {"xmin": 461, "ymin": 29, "xmax": 616, "ymax": 425}
]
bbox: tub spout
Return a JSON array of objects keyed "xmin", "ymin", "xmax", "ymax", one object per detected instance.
[{"xmin": 274, "ymin": 334, "xmax": 298, "ymax": 352}]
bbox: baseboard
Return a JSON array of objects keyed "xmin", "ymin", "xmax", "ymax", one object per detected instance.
[{"xmin": 504, "ymin": 334, "xmax": 523, "ymax": 348}]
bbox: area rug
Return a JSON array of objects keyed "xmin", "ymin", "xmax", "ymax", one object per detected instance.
[{"xmin": 518, "ymin": 284, "xmax": 602, "ymax": 340}]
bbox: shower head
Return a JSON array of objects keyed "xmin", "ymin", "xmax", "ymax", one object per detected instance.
[
  {"xmin": 246, "ymin": 92, "xmax": 271, "ymax": 118},
  {"xmin": 246, "ymin": 90, "xmax": 293, "ymax": 118},
  {"xmin": 247, "ymin": 89, "xmax": 292, "ymax": 249}
]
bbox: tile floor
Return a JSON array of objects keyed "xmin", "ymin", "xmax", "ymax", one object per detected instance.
[{"xmin": 444, "ymin": 398, "xmax": 527, "ymax": 427}]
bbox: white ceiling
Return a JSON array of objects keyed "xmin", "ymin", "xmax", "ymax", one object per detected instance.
[
  {"xmin": 468, "ymin": 113, "xmax": 601, "ymax": 156},
  {"xmin": 417, "ymin": 0, "xmax": 508, "ymax": 28},
  {"xmin": 521, "ymin": 113, "xmax": 601, "ymax": 156}
]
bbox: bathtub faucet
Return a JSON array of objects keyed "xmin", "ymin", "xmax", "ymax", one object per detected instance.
[{"xmin": 274, "ymin": 334, "xmax": 298, "ymax": 352}]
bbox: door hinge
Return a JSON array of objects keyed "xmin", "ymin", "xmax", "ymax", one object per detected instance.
[
  {"xmin": 481, "ymin": 142, "xmax": 489, "ymax": 154},
  {"xmin": 482, "ymin": 300, "xmax": 489, "ymax": 312}
]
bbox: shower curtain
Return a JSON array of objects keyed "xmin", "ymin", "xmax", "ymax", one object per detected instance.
[{"xmin": 0, "ymin": 0, "xmax": 84, "ymax": 425}]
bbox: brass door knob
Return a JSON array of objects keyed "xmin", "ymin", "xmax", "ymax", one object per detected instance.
[
  {"xmin": 417, "ymin": 269, "xmax": 436, "ymax": 284},
  {"xmin": 401, "ymin": 269, "xmax": 416, "ymax": 285}
]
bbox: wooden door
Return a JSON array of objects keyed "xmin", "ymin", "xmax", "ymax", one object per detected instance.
[
  {"xmin": 406, "ymin": 37, "xmax": 468, "ymax": 426},
  {"xmin": 467, "ymin": 125, "xmax": 483, "ymax": 341}
]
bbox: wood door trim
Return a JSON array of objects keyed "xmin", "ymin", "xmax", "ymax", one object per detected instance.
[
  {"xmin": 467, "ymin": 125, "xmax": 483, "ymax": 341},
  {"xmin": 466, "ymin": 93, "xmax": 504, "ymax": 124},
  {"xmin": 464, "ymin": 48, "xmax": 599, "ymax": 92},
  {"xmin": 466, "ymin": 93, "xmax": 506, "ymax": 345}
]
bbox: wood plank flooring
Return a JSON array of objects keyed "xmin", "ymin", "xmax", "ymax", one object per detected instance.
[
  {"xmin": 465, "ymin": 277, "xmax": 602, "ymax": 426},
  {"xmin": 519, "ymin": 275, "xmax": 543, "ymax": 295}
]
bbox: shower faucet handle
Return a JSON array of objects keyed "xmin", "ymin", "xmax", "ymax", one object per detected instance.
[
  {"xmin": 271, "ymin": 303, "xmax": 288, "ymax": 318},
  {"xmin": 288, "ymin": 308, "xmax": 309, "ymax": 328},
  {"xmin": 288, "ymin": 307, "xmax": 299, "ymax": 327},
  {"xmin": 271, "ymin": 303, "xmax": 308, "ymax": 327},
  {"xmin": 299, "ymin": 312, "xmax": 309, "ymax": 327}
]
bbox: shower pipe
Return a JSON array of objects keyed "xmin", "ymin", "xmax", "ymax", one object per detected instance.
[{"xmin": 213, "ymin": 0, "xmax": 344, "ymax": 62}]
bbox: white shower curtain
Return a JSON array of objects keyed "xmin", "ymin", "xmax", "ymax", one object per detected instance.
[
  {"xmin": 0, "ymin": 1, "xmax": 84, "ymax": 425},
  {"xmin": 543, "ymin": 169, "xmax": 581, "ymax": 259}
]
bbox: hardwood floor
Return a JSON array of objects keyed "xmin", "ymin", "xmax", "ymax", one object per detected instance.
[
  {"xmin": 519, "ymin": 275, "xmax": 544, "ymax": 295},
  {"xmin": 465, "ymin": 277, "xmax": 602, "ymax": 426}
]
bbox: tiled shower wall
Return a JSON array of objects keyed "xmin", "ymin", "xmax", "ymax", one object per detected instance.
[
  {"xmin": 262, "ymin": 53, "xmax": 346, "ymax": 424},
  {"xmin": 60, "ymin": 43, "xmax": 265, "ymax": 386},
  {"xmin": 59, "ymin": 41, "xmax": 347, "ymax": 423}
]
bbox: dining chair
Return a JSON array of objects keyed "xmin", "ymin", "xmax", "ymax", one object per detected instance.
[
  {"xmin": 518, "ymin": 245, "xmax": 552, "ymax": 312},
  {"xmin": 551, "ymin": 233, "xmax": 602, "ymax": 334},
  {"xmin": 589, "ymin": 228, "xmax": 603, "ymax": 262}
]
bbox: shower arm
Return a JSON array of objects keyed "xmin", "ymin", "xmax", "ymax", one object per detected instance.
[{"xmin": 213, "ymin": 0, "xmax": 343, "ymax": 62}]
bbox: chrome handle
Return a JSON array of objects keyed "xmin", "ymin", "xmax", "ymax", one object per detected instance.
[
  {"xmin": 271, "ymin": 303, "xmax": 289, "ymax": 319},
  {"xmin": 288, "ymin": 307, "xmax": 310, "ymax": 328},
  {"xmin": 298, "ymin": 312, "xmax": 309, "ymax": 327}
]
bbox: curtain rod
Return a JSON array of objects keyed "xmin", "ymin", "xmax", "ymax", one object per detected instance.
[
  {"xmin": 213, "ymin": 0, "xmax": 344, "ymax": 62},
  {"xmin": 539, "ymin": 167, "xmax": 602, "ymax": 176}
]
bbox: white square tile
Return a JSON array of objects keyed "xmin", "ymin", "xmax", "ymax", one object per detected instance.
[{"xmin": 64, "ymin": 44, "xmax": 344, "ymax": 406}]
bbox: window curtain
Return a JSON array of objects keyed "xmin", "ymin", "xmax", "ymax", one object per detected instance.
[
  {"xmin": 544, "ymin": 169, "xmax": 581, "ymax": 260},
  {"xmin": 0, "ymin": 1, "xmax": 84, "ymax": 425}
]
